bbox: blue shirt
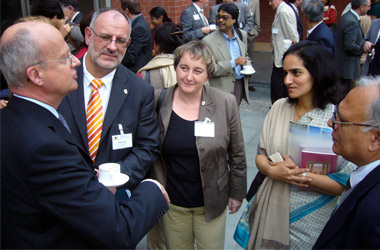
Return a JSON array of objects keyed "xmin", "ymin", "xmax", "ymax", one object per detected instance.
[{"xmin": 221, "ymin": 30, "xmax": 244, "ymax": 79}]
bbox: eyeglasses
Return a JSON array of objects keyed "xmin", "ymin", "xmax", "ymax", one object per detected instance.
[
  {"xmin": 216, "ymin": 14, "xmax": 232, "ymax": 21},
  {"xmin": 332, "ymin": 105, "xmax": 380, "ymax": 129},
  {"xmin": 28, "ymin": 52, "xmax": 73, "ymax": 67},
  {"xmin": 90, "ymin": 28, "xmax": 128, "ymax": 47}
]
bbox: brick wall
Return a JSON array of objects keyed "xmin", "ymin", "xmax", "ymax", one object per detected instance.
[{"xmin": 111, "ymin": 0, "xmax": 351, "ymax": 50}]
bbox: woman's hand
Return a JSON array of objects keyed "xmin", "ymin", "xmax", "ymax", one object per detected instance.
[
  {"xmin": 267, "ymin": 155, "xmax": 312, "ymax": 187},
  {"xmin": 228, "ymin": 198, "xmax": 242, "ymax": 214}
]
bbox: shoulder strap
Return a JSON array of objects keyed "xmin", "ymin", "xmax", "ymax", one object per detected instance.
[{"xmin": 156, "ymin": 88, "xmax": 167, "ymax": 113}]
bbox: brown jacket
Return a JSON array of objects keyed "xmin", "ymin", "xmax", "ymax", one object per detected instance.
[{"xmin": 151, "ymin": 84, "xmax": 247, "ymax": 221}]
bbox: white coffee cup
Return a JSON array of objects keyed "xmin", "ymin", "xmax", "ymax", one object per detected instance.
[
  {"xmin": 243, "ymin": 65, "xmax": 253, "ymax": 71},
  {"xmin": 209, "ymin": 24, "xmax": 217, "ymax": 30},
  {"xmin": 99, "ymin": 163, "xmax": 121, "ymax": 184},
  {"xmin": 284, "ymin": 39, "xmax": 292, "ymax": 50}
]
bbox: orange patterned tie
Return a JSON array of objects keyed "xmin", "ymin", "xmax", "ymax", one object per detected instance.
[{"xmin": 87, "ymin": 79, "xmax": 103, "ymax": 162}]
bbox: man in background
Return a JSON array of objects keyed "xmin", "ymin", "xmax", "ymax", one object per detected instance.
[
  {"xmin": 180, "ymin": 0, "xmax": 212, "ymax": 41},
  {"xmin": 120, "ymin": 0, "xmax": 152, "ymax": 73}
]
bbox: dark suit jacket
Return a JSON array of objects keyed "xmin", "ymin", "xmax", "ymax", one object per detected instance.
[
  {"xmin": 363, "ymin": 18, "xmax": 380, "ymax": 75},
  {"xmin": 313, "ymin": 165, "xmax": 380, "ymax": 249},
  {"xmin": 121, "ymin": 14, "xmax": 152, "ymax": 73},
  {"xmin": 180, "ymin": 4, "xmax": 207, "ymax": 41},
  {"xmin": 334, "ymin": 10, "xmax": 365, "ymax": 80},
  {"xmin": 287, "ymin": 2, "xmax": 303, "ymax": 40},
  {"xmin": 1, "ymin": 97, "xmax": 168, "ymax": 249},
  {"xmin": 307, "ymin": 21, "xmax": 335, "ymax": 56},
  {"xmin": 58, "ymin": 60, "xmax": 160, "ymax": 189}
]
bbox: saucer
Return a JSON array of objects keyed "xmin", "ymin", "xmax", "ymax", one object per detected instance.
[
  {"xmin": 99, "ymin": 173, "xmax": 129, "ymax": 187},
  {"xmin": 240, "ymin": 68, "xmax": 256, "ymax": 75}
]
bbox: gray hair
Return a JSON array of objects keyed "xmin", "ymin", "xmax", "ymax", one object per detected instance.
[
  {"xmin": 302, "ymin": 0, "xmax": 324, "ymax": 22},
  {"xmin": 0, "ymin": 28, "xmax": 43, "ymax": 88},
  {"xmin": 351, "ymin": 0, "xmax": 369, "ymax": 9},
  {"xmin": 89, "ymin": 8, "xmax": 131, "ymax": 38},
  {"xmin": 174, "ymin": 40, "xmax": 215, "ymax": 78},
  {"xmin": 356, "ymin": 76, "xmax": 380, "ymax": 132}
]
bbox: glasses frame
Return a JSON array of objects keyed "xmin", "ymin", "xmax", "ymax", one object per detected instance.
[
  {"xmin": 332, "ymin": 105, "xmax": 380, "ymax": 129},
  {"xmin": 26, "ymin": 52, "xmax": 72, "ymax": 69},
  {"xmin": 216, "ymin": 14, "xmax": 232, "ymax": 21},
  {"xmin": 90, "ymin": 27, "xmax": 128, "ymax": 47}
]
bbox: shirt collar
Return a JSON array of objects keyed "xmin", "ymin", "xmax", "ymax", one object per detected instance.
[
  {"xmin": 350, "ymin": 159, "xmax": 380, "ymax": 188},
  {"xmin": 82, "ymin": 52, "xmax": 116, "ymax": 90},
  {"xmin": 350, "ymin": 8, "xmax": 360, "ymax": 21},
  {"xmin": 193, "ymin": 3, "xmax": 203, "ymax": 13},
  {"xmin": 221, "ymin": 29, "xmax": 237, "ymax": 40},
  {"xmin": 71, "ymin": 11, "xmax": 80, "ymax": 22},
  {"xmin": 13, "ymin": 94, "xmax": 59, "ymax": 118},
  {"xmin": 307, "ymin": 21, "xmax": 323, "ymax": 37}
]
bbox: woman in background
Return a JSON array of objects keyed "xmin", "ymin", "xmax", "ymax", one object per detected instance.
[
  {"xmin": 240, "ymin": 41, "xmax": 356, "ymax": 249},
  {"xmin": 149, "ymin": 6, "xmax": 174, "ymax": 46},
  {"xmin": 137, "ymin": 23, "xmax": 185, "ymax": 89}
]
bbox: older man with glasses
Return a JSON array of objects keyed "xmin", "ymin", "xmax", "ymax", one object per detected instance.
[
  {"xmin": 58, "ymin": 8, "xmax": 161, "ymax": 193},
  {"xmin": 314, "ymin": 76, "xmax": 380, "ymax": 248},
  {"xmin": 0, "ymin": 19, "xmax": 169, "ymax": 249}
]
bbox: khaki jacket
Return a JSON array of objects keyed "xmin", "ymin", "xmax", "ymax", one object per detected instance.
[{"xmin": 151, "ymin": 85, "xmax": 247, "ymax": 221}]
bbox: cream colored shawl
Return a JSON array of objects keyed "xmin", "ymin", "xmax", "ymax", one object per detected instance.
[
  {"xmin": 137, "ymin": 54, "xmax": 176, "ymax": 88},
  {"xmin": 247, "ymin": 98, "xmax": 295, "ymax": 249}
]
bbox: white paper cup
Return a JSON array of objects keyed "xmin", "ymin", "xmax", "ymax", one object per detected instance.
[
  {"xmin": 284, "ymin": 39, "xmax": 292, "ymax": 50},
  {"xmin": 209, "ymin": 24, "xmax": 216, "ymax": 30},
  {"xmin": 243, "ymin": 65, "xmax": 253, "ymax": 71},
  {"xmin": 99, "ymin": 163, "xmax": 121, "ymax": 183}
]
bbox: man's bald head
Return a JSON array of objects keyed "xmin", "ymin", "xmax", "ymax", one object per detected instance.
[{"xmin": 0, "ymin": 21, "xmax": 63, "ymax": 89}]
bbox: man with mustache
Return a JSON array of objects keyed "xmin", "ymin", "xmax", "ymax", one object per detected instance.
[{"xmin": 59, "ymin": 8, "xmax": 160, "ymax": 192}]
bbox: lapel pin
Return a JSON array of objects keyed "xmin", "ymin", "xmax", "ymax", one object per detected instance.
[
  {"xmin": 201, "ymin": 101, "xmax": 206, "ymax": 106},
  {"xmin": 124, "ymin": 89, "xmax": 128, "ymax": 95}
]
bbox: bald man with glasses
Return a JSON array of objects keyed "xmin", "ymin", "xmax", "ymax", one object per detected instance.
[{"xmin": 314, "ymin": 76, "xmax": 380, "ymax": 248}]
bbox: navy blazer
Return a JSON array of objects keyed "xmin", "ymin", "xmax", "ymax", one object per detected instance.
[
  {"xmin": 58, "ymin": 60, "xmax": 160, "ymax": 189},
  {"xmin": 1, "ymin": 97, "xmax": 168, "ymax": 249},
  {"xmin": 307, "ymin": 21, "xmax": 335, "ymax": 56},
  {"xmin": 313, "ymin": 165, "xmax": 380, "ymax": 249},
  {"xmin": 180, "ymin": 4, "xmax": 208, "ymax": 41},
  {"xmin": 121, "ymin": 14, "xmax": 152, "ymax": 73}
]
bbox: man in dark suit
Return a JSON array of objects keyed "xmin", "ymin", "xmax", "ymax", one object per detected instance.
[
  {"xmin": 59, "ymin": 8, "xmax": 160, "ymax": 191},
  {"xmin": 59, "ymin": 0, "xmax": 84, "ymax": 54},
  {"xmin": 0, "ymin": 19, "xmax": 169, "ymax": 249},
  {"xmin": 120, "ymin": 0, "xmax": 152, "ymax": 73},
  {"xmin": 363, "ymin": 18, "xmax": 380, "ymax": 75},
  {"xmin": 313, "ymin": 76, "xmax": 380, "ymax": 249},
  {"xmin": 287, "ymin": 0, "xmax": 304, "ymax": 40},
  {"xmin": 334, "ymin": 0, "xmax": 373, "ymax": 98},
  {"xmin": 180, "ymin": 0, "xmax": 212, "ymax": 41},
  {"xmin": 303, "ymin": 0, "xmax": 335, "ymax": 56}
]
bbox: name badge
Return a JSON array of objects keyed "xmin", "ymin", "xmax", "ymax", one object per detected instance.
[
  {"xmin": 272, "ymin": 28, "xmax": 279, "ymax": 34},
  {"xmin": 194, "ymin": 118, "xmax": 215, "ymax": 137},
  {"xmin": 112, "ymin": 124, "xmax": 132, "ymax": 150},
  {"xmin": 193, "ymin": 14, "xmax": 200, "ymax": 20}
]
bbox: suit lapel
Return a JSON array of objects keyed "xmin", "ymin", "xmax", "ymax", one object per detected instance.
[
  {"xmin": 159, "ymin": 86, "xmax": 175, "ymax": 141},
  {"xmin": 215, "ymin": 31, "xmax": 231, "ymax": 60},
  {"xmin": 101, "ymin": 67, "xmax": 128, "ymax": 143},
  {"xmin": 199, "ymin": 85, "xmax": 217, "ymax": 121},
  {"xmin": 316, "ymin": 165, "xmax": 380, "ymax": 246},
  {"xmin": 69, "ymin": 64, "xmax": 88, "ymax": 148}
]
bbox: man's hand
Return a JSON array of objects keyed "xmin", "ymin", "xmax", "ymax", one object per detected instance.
[
  {"xmin": 228, "ymin": 198, "xmax": 242, "ymax": 214},
  {"xmin": 364, "ymin": 41, "xmax": 374, "ymax": 53},
  {"xmin": 235, "ymin": 56, "xmax": 247, "ymax": 66},
  {"xmin": 201, "ymin": 27, "xmax": 212, "ymax": 35}
]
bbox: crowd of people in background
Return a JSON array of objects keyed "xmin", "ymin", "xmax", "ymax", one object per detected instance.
[{"xmin": 1, "ymin": 0, "xmax": 380, "ymax": 249}]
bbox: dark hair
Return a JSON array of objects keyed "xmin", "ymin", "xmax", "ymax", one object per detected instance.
[
  {"xmin": 352, "ymin": 0, "xmax": 369, "ymax": 9},
  {"xmin": 150, "ymin": 7, "xmax": 172, "ymax": 23},
  {"xmin": 31, "ymin": 0, "xmax": 64, "ymax": 19},
  {"xmin": 324, "ymin": 0, "xmax": 331, "ymax": 5},
  {"xmin": 121, "ymin": 0, "xmax": 141, "ymax": 14},
  {"xmin": 282, "ymin": 41, "xmax": 340, "ymax": 109},
  {"xmin": 58, "ymin": 0, "xmax": 78, "ymax": 10},
  {"xmin": 289, "ymin": 0, "xmax": 296, "ymax": 3},
  {"xmin": 79, "ymin": 11, "xmax": 93, "ymax": 48},
  {"xmin": 217, "ymin": 3, "xmax": 242, "ymax": 40},
  {"xmin": 155, "ymin": 23, "xmax": 185, "ymax": 54}
]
